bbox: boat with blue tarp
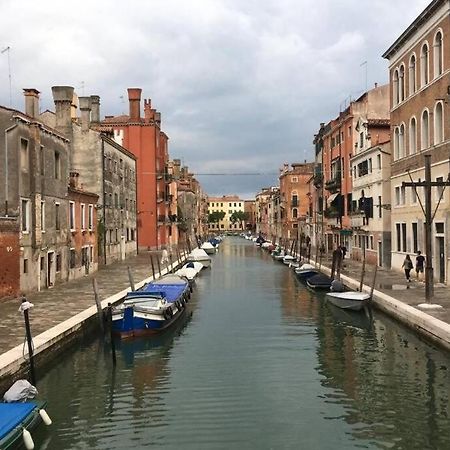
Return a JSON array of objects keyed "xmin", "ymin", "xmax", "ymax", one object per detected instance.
[{"xmin": 112, "ymin": 275, "xmax": 190, "ymax": 339}]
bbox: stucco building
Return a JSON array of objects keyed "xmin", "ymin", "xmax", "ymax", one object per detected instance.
[
  {"xmin": 208, "ymin": 195, "xmax": 246, "ymax": 232},
  {"xmin": 0, "ymin": 89, "xmax": 71, "ymax": 296}
]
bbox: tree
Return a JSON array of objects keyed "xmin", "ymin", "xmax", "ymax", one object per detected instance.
[
  {"xmin": 208, "ymin": 211, "xmax": 226, "ymax": 224},
  {"xmin": 230, "ymin": 211, "xmax": 248, "ymax": 230}
]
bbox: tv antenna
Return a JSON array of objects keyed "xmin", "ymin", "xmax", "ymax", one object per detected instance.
[{"xmin": 1, "ymin": 46, "xmax": 12, "ymax": 106}]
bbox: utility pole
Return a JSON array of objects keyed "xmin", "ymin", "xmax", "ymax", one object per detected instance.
[{"xmin": 403, "ymin": 154, "xmax": 449, "ymax": 304}]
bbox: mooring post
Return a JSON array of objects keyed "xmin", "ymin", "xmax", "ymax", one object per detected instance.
[
  {"xmin": 92, "ymin": 278, "xmax": 104, "ymax": 332},
  {"xmin": 156, "ymin": 255, "xmax": 162, "ymax": 278},
  {"xmin": 107, "ymin": 303, "xmax": 116, "ymax": 366},
  {"xmin": 370, "ymin": 264, "xmax": 378, "ymax": 298},
  {"xmin": 150, "ymin": 254, "xmax": 156, "ymax": 280},
  {"xmin": 359, "ymin": 238, "xmax": 366, "ymax": 292},
  {"xmin": 127, "ymin": 266, "xmax": 135, "ymax": 291},
  {"xmin": 20, "ymin": 296, "xmax": 36, "ymax": 386}
]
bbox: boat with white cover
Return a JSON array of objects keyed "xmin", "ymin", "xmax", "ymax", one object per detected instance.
[
  {"xmin": 201, "ymin": 242, "xmax": 216, "ymax": 255},
  {"xmin": 187, "ymin": 248, "xmax": 212, "ymax": 267},
  {"xmin": 325, "ymin": 291, "xmax": 371, "ymax": 311}
]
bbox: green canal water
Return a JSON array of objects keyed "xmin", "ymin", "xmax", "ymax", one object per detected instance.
[{"xmin": 33, "ymin": 237, "xmax": 450, "ymax": 449}]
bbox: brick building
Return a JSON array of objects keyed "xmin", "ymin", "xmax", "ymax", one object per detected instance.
[{"xmin": 383, "ymin": 0, "xmax": 450, "ymax": 282}]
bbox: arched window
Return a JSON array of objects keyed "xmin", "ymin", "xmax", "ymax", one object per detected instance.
[
  {"xmin": 399, "ymin": 123, "xmax": 405, "ymax": 158},
  {"xmin": 434, "ymin": 101, "xmax": 444, "ymax": 144},
  {"xmin": 409, "ymin": 117, "xmax": 417, "ymax": 155},
  {"xmin": 393, "ymin": 69, "xmax": 399, "ymax": 105},
  {"xmin": 292, "ymin": 208, "xmax": 298, "ymax": 219},
  {"xmin": 399, "ymin": 65, "xmax": 405, "ymax": 102},
  {"xmin": 394, "ymin": 127, "xmax": 400, "ymax": 160},
  {"xmin": 421, "ymin": 109, "xmax": 429, "ymax": 150},
  {"xmin": 420, "ymin": 42, "xmax": 429, "ymax": 87},
  {"xmin": 434, "ymin": 31, "xmax": 443, "ymax": 78},
  {"xmin": 409, "ymin": 54, "xmax": 416, "ymax": 95}
]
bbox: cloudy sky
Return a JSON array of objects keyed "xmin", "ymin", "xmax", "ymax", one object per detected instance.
[{"xmin": 0, "ymin": 0, "xmax": 430, "ymax": 198}]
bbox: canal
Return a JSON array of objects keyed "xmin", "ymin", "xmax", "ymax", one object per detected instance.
[{"xmin": 33, "ymin": 237, "xmax": 450, "ymax": 449}]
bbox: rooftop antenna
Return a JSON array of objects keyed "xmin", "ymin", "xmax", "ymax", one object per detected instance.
[
  {"xmin": 360, "ymin": 60, "xmax": 368, "ymax": 92},
  {"xmin": 80, "ymin": 81, "xmax": 85, "ymax": 95},
  {"xmin": 1, "ymin": 46, "xmax": 12, "ymax": 106},
  {"xmin": 119, "ymin": 95, "xmax": 125, "ymax": 114}
]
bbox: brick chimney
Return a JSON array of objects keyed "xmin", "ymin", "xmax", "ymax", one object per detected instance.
[
  {"xmin": 52, "ymin": 86, "xmax": 74, "ymax": 134},
  {"xmin": 23, "ymin": 88, "xmax": 40, "ymax": 118},
  {"xmin": 127, "ymin": 88, "xmax": 142, "ymax": 120},
  {"xmin": 90, "ymin": 95, "xmax": 100, "ymax": 122},
  {"xmin": 78, "ymin": 96, "xmax": 91, "ymax": 131}
]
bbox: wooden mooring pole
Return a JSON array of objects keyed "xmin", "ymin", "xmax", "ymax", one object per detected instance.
[{"xmin": 92, "ymin": 278, "xmax": 104, "ymax": 332}]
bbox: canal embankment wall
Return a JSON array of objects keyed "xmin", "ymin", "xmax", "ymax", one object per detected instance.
[
  {"xmin": 0, "ymin": 258, "xmax": 186, "ymax": 394},
  {"xmin": 320, "ymin": 264, "xmax": 450, "ymax": 351}
]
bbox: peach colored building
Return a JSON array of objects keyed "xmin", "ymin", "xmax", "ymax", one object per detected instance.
[{"xmin": 279, "ymin": 163, "xmax": 314, "ymax": 242}]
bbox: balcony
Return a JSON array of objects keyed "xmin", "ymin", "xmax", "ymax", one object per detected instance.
[
  {"xmin": 324, "ymin": 177, "xmax": 341, "ymax": 193},
  {"xmin": 351, "ymin": 210, "xmax": 368, "ymax": 228}
]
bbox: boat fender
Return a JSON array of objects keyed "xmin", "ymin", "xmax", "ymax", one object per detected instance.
[
  {"xmin": 39, "ymin": 408, "xmax": 52, "ymax": 425},
  {"xmin": 23, "ymin": 428, "xmax": 34, "ymax": 450}
]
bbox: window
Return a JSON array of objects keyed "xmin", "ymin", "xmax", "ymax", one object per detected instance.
[
  {"xmin": 396, "ymin": 223, "xmax": 401, "ymax": 251},
  {"xmin": 291, "ymin": 177, "xmax": 298, "ymax": 183},
  {"xmin": 21, "ymin": 199, "xmax": 30, "ymax": 232},
  {"xmin": 399, "ymin": 64, "xmax": 405, "ymax": 102},
  {"xmin": 369, "ymin": 235, "xmax": 374, "ymax": 250},
  {"xmin": 368, "ymin": 158, "xmax": 372, "ymax": 173},
  {"xmin": 434, "ymin": 102, "xmax": 444, "ymax": 144},
  {"xmin": 420, "ymin": 42, "xmax": 429, "ymax": 87},
  {"xmin": 436, "ymin": 222, "xmax": 444, "ymax": 234},
  {"xmin": 401, "ymin": 223, "xmax": 407, "ymax": 252},
  {"xmin": 292, "ymin": 208, "xmax": 298, "ymax": 219},
  {"xmin": 88, "ymin": 205, "xmax": 94, "ymax": 230},
  {"xmin": 378, "ymin": 196, "xmax": 382, "ymax": 218},
  {"xmin": 40, "ymin": 256, "xmax": 45, "ymax": 271},
  {"xmin": 394, "ymin": 127, "xmax": 400, "ymax": 160},
  {"xmin": 20, "ymin": 139, "xmax": 29, "ymax": 172},
  {"xmin": 81, "ymin": 204, "xmax": 86, "ymax": 230},
  {"xmin": 70, "ymin": 249, "xmax": 76, "ymax": 268},
  {"xmin": 434, "ymin": 31, "xmax": 443, "ymax": 78},
  {"xmin": 54, "ymin": 151, "xmax": 60, "ymax": 179},
  {"xmin": 377, "ymin": 154, "xmax": 381, "ymax": 169},
  {"xmin": 411, "ymin": 185, "xmax": 417, "ymax": 204},
  {"xmin": 55, "ymin": 203, "xmax": 60, "ymax": 230},
  {"xmin": 40, "ymin": 145, "xmax": 45, "ymax": 175},
  {"xmin": 393, "ymin": 69, "xmax": 399, "ymax": 105},
  {"xmin": 409, "ymin": 117, "xmax": 417, "ymax": 155},
  {"xmin": 399, "ymin": 124, "xmax": 405, "ymax": 158},
  {"xmin": 69, "ymin": 201, "xmax": 75, "ymax": 230},
  {"xmin": 409, "ymin": 54, "xmax": 416, "ymax": 95},
  {"xmin": 40, "ymin": 200, "xmax": 45, "ymax": 231},
  {"xmin": 23, "ymin": 259, "xmax": 28, "ymax": 274},
  {"xmin": 359, "ymin": 132, "xmax": 364, "ymax": 148},
  {"xmin": 421, "ymin": 109, "xmax": 429, "ymax": 150},
  {"xmin": 56, "ymin": 254, "xmax": 61, "ymax": 272}
]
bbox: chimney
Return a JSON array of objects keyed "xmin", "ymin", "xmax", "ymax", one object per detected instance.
[
  {"xmin": 78, "ymin": 96, "xmax": 91, "ymax": 131},
  {"xmin": 144, "ymin": 98, "xmax": 152, "ymax": 120},
  {"xmin": 127, "ymin": 88, "xmax": 142, "ymax": 120},
  {"xmin": 23, "ymin": 88, "xmax": 40, "ymax": 118},
  {"xmin": 155, "ymin": 111, "xmax": 161, "ymax": 126},
  {"xmin": 374, "ymin": 82, "xmax": 378, "ymax": 88},
  {"xmin": 90, "ymin": 95, "xmax": 100, "ymax": 122},
  {"xmin": 52, "ymin": 86, "xmax": 75, "ymax": 134}
]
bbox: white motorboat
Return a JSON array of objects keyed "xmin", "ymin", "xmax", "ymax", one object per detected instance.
[
  {"xmin": 201, "ymin": 242, "xmax": 216, "ymax": 255},
  {"xmin": 282, "ymin": 255, "xmax": 296, "ymax": 265},
  {"xmin": 182, "ymin": 261, "xmax": 204, "ymax": 273},
  {"xmin": 326, "ymin": 291, "xmax": 371, "ymax": 311},
  {"xmin": 187, "ymin": 248, "xmax": 212, "ymax": 268}
]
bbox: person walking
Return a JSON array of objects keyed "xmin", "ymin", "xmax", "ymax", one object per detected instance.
[
  {"xmin": 415, "ymin": 251, "xmax": 425, "ymax": 281},
  {"xmin": 402, "ymin": 254, "xmax": 413, "ymax": 282}
]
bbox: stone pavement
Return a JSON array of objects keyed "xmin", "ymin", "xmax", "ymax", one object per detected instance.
[
  {"xmin": 0, "ymin": 251, "xmax": 179, "ymax": 354},
  {"xmin": 318, "ymin": 254, "xmax": 450, "ymax": 323}
]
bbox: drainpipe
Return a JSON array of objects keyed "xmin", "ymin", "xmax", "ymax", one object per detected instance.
[
  {"xmin": 101, "ymin": 139, "xmax": 107, "ymax": 265},
  {"xmin": 4, "ymin": 123, "xmax": 18, "ymax": 217}
]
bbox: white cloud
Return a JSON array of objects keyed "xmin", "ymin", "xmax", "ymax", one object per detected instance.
[{"xmin": 0, "ymin": 0, "xmax": 432, "ymax": 197}]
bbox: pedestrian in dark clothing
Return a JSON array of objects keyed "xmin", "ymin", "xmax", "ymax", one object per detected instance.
[
  {"xmin": 416, "ymin": 251, "xmax": 425, "ymax": 280},
  {"xmin": 341, "ymin": 245, "xmax": 347, "ymax": 259},
  {"xmin": 402, "ymin": 254, "xmax": 413, "ymax": 282}
]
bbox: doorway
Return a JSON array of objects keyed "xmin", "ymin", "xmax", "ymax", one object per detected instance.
[{"xmin": 47, "ymin": 251, "xmax": 54, "ymax": 287}]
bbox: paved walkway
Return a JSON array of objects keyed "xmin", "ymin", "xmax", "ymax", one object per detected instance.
[{"xmin": 0, "ymin": 251, "xmax": 180, "ymax": 354}]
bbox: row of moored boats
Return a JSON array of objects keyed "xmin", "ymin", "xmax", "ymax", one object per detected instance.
[{"xmin": 243, "ymin": 235, "xmax": 371, "ymax": 312}]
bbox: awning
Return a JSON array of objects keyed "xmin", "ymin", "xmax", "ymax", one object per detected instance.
[{"xmin": 327, "ymin": 193, "xmax": 339, "ymax": 206}]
